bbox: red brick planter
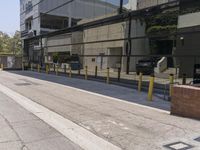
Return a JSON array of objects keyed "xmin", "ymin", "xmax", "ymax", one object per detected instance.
[{"xmin": 171, "ymin": 85, "xmax": 200, "ymax": 120}]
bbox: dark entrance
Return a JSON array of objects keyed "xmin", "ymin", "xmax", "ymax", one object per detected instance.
[{"xmin": 151, "ymin": 40, "xmax": 174, "ymax": 67}]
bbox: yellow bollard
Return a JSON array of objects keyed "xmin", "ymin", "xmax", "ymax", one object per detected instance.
[
  {"xmin": 95, "ymin": 66, "xmax": 98, "ymax": 78},
  {"xmin": 85, "ymin": 66, "xmax": 88, "ymax": 80},
  {"xmin": 182, "ymin": 74, "xmax": 187, "ymax": 85},
  {"xmin": 22, "ymin": 62, "xmax": 24, "ymax": 71},
  {"xmin": 138, "ymin": 72, "xmax": 143, "ymax": 92},
  {"xmin": 106, "ymin": 67, "xmax": 110, "ymax": 84},
  {"xmin": 148, "ymin": 75, "xmax": 155, "ymax": 101},
  {"xmin": 1, "ymin": 64, "xmax": 4, "ymax": 71},
  {"xmin": 69, "ymin": 66, "xmax": 72, "ymax": 78},
  {"xmin": 46, "ymin": 64, "xmax": 49, "ymax": 74},
  {"xmin": 37, "ymin": 64, "xmax": 40, "ymax": 73},
  {"xmin": 31, "ymin": 63, "xmax": 33, "ymax": 71},
  {"xmin": 56, "ymin": 65, "xmax": 58, "ymax": 76},
  {"xmin": 169, "ymin": 74, "xmax": 174, "ymax": 97}
]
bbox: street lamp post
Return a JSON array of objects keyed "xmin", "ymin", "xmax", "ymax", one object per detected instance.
[{"xmin": 119, "ymin": 0, "xmax": 123, "ymax": 14}]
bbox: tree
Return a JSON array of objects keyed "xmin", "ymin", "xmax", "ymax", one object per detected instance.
[{"xmin": 0, "ymin": 31, "xmax": 22, "ymax": 55}]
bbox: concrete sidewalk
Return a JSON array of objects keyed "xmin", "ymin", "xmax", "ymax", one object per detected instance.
[
  {"xmin": 0, "ymin": 91, "xmax": 82, "ymax": 150},
  {"xmin": 0, "ymin": 71, "xmax": 200, "ymax": 150}
]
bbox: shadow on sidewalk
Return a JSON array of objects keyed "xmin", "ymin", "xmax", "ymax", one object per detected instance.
[{"xmin": 8, "ymin": 70, "xmax": 171, "ymax": 111}]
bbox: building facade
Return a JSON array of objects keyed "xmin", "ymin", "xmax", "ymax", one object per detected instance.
[
  {"xmin": 137, "ymin": 0, "xmax": 176, "ymax": 9},
  {"xmin": 20, "ymin": 0, "xmax": 118, "ymax": 38},
  {"xmin": 79, "ymin": 13, "xmax": 149, "ymax": 72},
  {"xmin": 175, "ymin": 0, "xmax": 200, "ymax": 77},
  {"xmin": 20, "ymin": 0, "xmax": 118, "ymax": 63}
]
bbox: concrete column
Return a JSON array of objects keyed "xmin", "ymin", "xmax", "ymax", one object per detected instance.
[{"xmin": 68, "ymin": 17, "xmax": 72, "ymax": 27}]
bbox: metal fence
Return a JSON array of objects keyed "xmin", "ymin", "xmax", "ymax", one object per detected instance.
[{"xmin": 24, "ymin": 55, "xmax": 200, "ymax": 100}]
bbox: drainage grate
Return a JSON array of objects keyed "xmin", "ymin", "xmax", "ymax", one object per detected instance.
[
  {"xmin": 164, "ymin": 142, "xmax": 193, "ymax": 150},
  {"xmin": 194, "ymin": 137, "xmax": 200, "ymax": 142},
  {"xmin": 15, "ymin": 83, "xmax": 32, "ymax": 86}
]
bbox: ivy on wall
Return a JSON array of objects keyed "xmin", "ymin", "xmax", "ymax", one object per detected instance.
[
  {"xmin": 180, "ymin": 7, "xmax": 200, "ymax": 15},
  {"xmin": 145, "ymin": 10, "xmax": 179, "ymax": 36},
  {"xmin": 143, "ymin": 10, "xmax": 179, "ymax": 54},
  {"xmin": 147, "ymin": 25, "xmax": 177, "ymax": 35}
]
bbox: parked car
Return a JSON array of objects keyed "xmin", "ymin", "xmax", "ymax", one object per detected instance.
[{"xmin": 136, "ymin": 58, "xmax": 159, "ymax": 75}]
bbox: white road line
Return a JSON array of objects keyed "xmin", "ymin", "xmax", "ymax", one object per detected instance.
[{"xmin": 0, "ymin": 83, "xmax": 121, "ymax": 150}]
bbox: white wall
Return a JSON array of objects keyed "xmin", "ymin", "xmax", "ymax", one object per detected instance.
[
  {"xmin": 124, "ymin": 0, "xmax": 137, "ymax": 10},
  {"xmin": 178, "ymin": 12, "xmax": 200, "ymax": 29}
]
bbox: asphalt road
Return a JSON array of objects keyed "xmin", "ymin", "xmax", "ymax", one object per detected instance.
[{"xmin": 0, "ymin": 71, "xmax": 199, "ymax": 150}]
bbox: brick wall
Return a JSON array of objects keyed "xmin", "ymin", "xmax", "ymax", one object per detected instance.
[{"xmin": 171, "ymin": 85, "xmax": 200, "ymax": 120}]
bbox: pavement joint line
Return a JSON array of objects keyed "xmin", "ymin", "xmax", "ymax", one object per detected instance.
[
  {"xmin": 0, "ymin": 83, "xmax": 122, "ymax": 150},
  {"xmin": 5, "ymin": 71, "xmax": 170, "ymax": 114}
]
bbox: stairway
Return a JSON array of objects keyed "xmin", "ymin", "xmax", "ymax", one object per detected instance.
[{"xmin": 155, "ymin": 68, "xmax": 179, "ymax": 79}]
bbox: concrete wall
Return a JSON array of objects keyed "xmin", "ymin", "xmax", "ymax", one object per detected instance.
[
  {"xmin": 46, "ymin": 33, "xmax": 72, "ymax": 53},
  {"xmin": 71, "ymin": 31, "xmax": 84, "ymax": 65},
  {"xmin": 122, "ymin": 19, "xmax": 150, "ymax": 72},
  {"xmin": 175, "ymin": 30, "xmax": 200, "ymax": 77},
  {"xmin": 107, "ymin": 48, "xmax": 122, "ymax": 69},
  {"xmin": 0, "ymin": 56, "xmax": 22, "ymax": 69},
  {"xmin": 137, "ymin": 0, "xmax": 175, "ymax": 9},
  {"xmin": 83, "ymin": 18, "xmax": 149, "ymax": 72},
  {"xmin": 71, "ymin": 32, "xmax": 84, "ymax": 55},
  {"xmin": 178, "ymin": 12, "xmax": 200, "ymax": 29},
  {"xmin": 176, "ymin": 12, "xmax": 200, "ymax": 77},
  {"xmin": 83, "ymin": 21, "xmax": 125, "ymax": 70}
]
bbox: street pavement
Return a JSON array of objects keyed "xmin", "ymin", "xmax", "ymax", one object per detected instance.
[
  {"xmin": 0, "ymin": 91, "xmax": 82, "ymax": 150},
  {"xmin": 0, "ymin": 71, "xmax": 199, "ymax": 150}
]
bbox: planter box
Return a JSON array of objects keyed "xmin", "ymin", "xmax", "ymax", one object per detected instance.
[{"xmin": 171, "ymin": 85, "xmax": 200, "ymax": 120}]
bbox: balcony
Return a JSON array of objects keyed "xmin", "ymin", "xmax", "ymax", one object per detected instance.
[
  {"xmin": 20, "ymin": 30, "xmax": 29, "ymax": 38},
  {"xmin": 40, "ymin": 28, "xmax": 57, "ymax": 35}
]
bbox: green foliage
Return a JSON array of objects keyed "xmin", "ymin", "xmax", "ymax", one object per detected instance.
[
  {"xmin": 145, "ymin": 11, "xmax": 178, "ymax": 35},
  {"xmin": 147, "ymin": 25, "xmax": 177, "ymax": 35},
  {"xmin": 145, "ymin": 10, "xmax": 178, "ymax": 53},
  {"xmin": 52, "ymin": 52, "xmax": 59, "ymax": 63},
  {"xmin": 180, "ymin": 7, "xmax": 200, "ymax": 15},
  {"xmin": 0, "ymin": 31, "xmax": 22, "ymax": 55},
  {"xmin": 52, "ymin": 52, "xmax": 71, "ymax": 63}
]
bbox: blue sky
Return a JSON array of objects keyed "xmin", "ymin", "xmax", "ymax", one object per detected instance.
[
  {"xmin": 0, "ymin": 0, "xmax": 20, "ymax": 35},
  {"xmin": 0, "ymin": 0, "xmax": 129, "ymax": 35}
]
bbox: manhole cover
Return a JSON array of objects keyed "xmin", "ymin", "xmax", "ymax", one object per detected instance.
[
  {"xmin": 15, "ymin": 83, "xmax": 32, "ymax": 86},
  {"xmin": 164, "ymin": 142, "xmax": 193, "ymax": 150}
]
